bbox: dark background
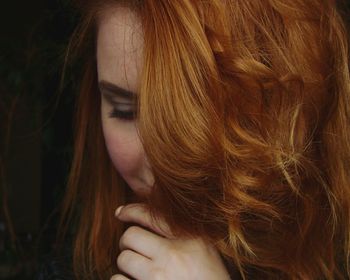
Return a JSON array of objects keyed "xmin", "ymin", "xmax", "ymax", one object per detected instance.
[
  {"xmin": 0, "ymin": 1, "xmax": 349, "ymax": 279},
  {"xmin": 0, "ymin": 0, "xmax": 78, "ymax": 278}
]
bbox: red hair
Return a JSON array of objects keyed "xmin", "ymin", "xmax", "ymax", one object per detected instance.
[{"xmin": 59, "ymin": 0, "xmax": 350, "ymax": 279}]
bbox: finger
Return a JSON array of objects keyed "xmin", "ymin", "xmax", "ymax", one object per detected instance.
[
  {"xmin": 110, "ymin": 275, "xmax": 130, "ymax": 280},
  {"xmin": 117, "ymin": 249, "xmax": 152, "ymax": 280},
  {"xmin": 116, "ymin": 203, "xmax": 174, "ymax": 238},
  {"xmin": 120, "ymin": 225, "xmax": 168, "ymax": 258}
]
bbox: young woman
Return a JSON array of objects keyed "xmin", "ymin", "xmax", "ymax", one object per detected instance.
[{"xmin": 58, "ymin": 0, "xmax": 350, "ymax": 279}]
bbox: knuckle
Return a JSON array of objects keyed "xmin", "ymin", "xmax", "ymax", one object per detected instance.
[
  {"xmin": 117, "ymin": 249, "xmax": 133, "ymax": 268},
  {"xmin": 110, "ymin": 275, "xmax": 124, "ymax": 280},
  {"xmin": 167, "ymin": 246, "xmax": 187, "ymax": 265},
  {"xmin": 119, "ymin": 226, "xmax": 140, "ymax": 248},
  {"xmin": 166, "ymin": 243, "xmax": 179, "ymax": 256},
  {"xmin": 125, "ymin": 225, "xmax": 140, "ymax": 237},
  {"xmin": 151, "ymin": 267, "xmax": 164, "ymax": 280}
]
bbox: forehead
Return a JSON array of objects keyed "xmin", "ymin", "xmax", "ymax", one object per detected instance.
[{"xmin": 96, "ymin": 5, "xmax": 143, "ymax": 93}]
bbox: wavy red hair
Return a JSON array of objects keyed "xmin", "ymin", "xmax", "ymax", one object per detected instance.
[{"xmin": 59, "ymin": 0, "xmax": 350, "ymax": 279}]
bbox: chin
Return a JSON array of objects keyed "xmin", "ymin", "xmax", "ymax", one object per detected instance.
[{"xmin": 125, "ymin": 179, "xmax": 152, "ymax": 202}]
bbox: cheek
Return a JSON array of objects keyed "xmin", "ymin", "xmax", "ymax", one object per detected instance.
[{"xmin": 102, "ymin": 121, "xmax": 144, "ymax": 178}]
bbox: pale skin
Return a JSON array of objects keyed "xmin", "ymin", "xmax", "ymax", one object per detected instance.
[{"xmin": 96, "ymin": 5, "xmax": 231, "ymax": 280}]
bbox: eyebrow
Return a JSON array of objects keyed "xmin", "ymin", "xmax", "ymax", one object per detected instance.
[{"xmin": 98, "ymin": 80, "xmax": 137, "ymax": 99}]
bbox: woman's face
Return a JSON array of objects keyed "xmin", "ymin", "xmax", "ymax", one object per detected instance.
[{"xmin": 97, "ymin": 5, "xmax": 154, "ymax": 196}]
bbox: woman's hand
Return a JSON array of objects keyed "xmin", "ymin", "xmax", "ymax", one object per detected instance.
[{"xmin": 111, "ymin": 203, "xmax": 230, "ymax": 280}]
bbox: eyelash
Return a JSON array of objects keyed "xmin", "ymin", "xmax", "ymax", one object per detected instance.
[{"xmin": 108, "ymin": 108, "xmax": 136, "ymax": 121}]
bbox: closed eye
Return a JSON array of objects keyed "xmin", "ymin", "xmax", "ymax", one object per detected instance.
[{"xmin": 108, "ymin": 104, "xmax": 136, "ymax": 121}]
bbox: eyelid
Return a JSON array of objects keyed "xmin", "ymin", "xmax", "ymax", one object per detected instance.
[
  {"xmin": 102, "ymin": 93, "xmax": 136, "ymax": 121},
  {"xmin": 102, "ymin": 93, "xmax": 135, "ymax": 106},
  {"xmin": 101, "ymin": 90, "xmax": 135, "ymax": 104},
  {"xmin": 108, "ymin": 108, "xmax": 136, "ymax": 121},
  {"xmin": 110, "ymin": 98, "xmax": 134, "ymax": 105},
  {"xmin": 113, "ymin": 103, "xmax": 134, "ymax": 111}
]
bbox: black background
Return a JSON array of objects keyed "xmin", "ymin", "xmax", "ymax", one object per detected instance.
[
  {"xmin": 0, "ymin": 0, "xmax": 349, "ymax": 279},
  {"xmin": 1, "ymin": 0, "xmax": 78, "ymax": 278}
]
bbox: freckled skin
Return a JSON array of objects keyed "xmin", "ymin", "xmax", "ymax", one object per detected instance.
[
  {"xmin": 97, "ymin": 5, "xmax": 154, "ymax": 195},
  {"xmin": 97, "ymin": 6, "xmax": 231, "ymax": 280}
]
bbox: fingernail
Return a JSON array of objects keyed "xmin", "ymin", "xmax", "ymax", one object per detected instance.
[{"xmin": 115, "ymin": 205, "xmax": 124, "ymax": 217}]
